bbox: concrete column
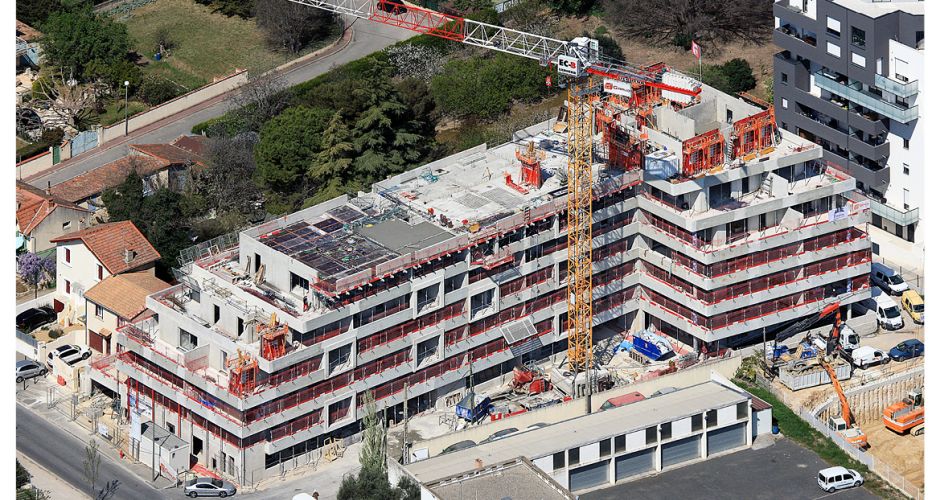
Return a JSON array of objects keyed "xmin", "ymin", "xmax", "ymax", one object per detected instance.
[{"xmin": 692, "ymin": 190, "xmax": 708, "ymax": 212}]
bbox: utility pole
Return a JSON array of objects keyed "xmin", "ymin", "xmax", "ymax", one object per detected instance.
[
  {"xmin": 123, "ymin": 81, "xmax": 130, "ymax": 136},
  {"xmin": 400, "ymin": 383, "xmax": 409, "ymax": 464}
]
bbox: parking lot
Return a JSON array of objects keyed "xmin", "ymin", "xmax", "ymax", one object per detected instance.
[{"xmin": 582, "ymin": 438, "xmax": 878, "ymax": 500}]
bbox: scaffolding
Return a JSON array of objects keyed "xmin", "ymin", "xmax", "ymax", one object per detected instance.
[
  {"xmin": 259, "ymin": 314, "xmax": 288, "ymax": 361},
  {"xmin": 227, "ymin": 350, "xmax": 258, "ymax": 397}
]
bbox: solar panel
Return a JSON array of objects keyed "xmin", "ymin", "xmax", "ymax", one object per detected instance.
[{"xmin": 314, "ymin": 218, "xmax": 343, "ymax": 233}]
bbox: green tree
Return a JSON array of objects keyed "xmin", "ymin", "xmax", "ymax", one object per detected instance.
[
  {"xmin": 101, "ymin": 171, "xmax": 144, "ymax": 222},
  {"xmin": 39, "ymin": 6, "xmax": 138, "ymax": 86},
  {"xmin": 721, "ymin": 58, "xmax": 757, "ymax": 94},
  {"xmin": 16, "ymin": 0, "xmax": 62, "ymax": 27},
  {"xmin": 82, "ymin": 439, "xmax": 101, "ymax": 494},
  {"xmin": 308, "ymin": 111, "xmax": 356, "ymax": 201},
  {"xmin": 16, "ymin": 460, "xmax": 31, "ymax": 489},
  {"xmin": 358, "ymin": 391, "xmax": 386, "ymax": 474},
  {"xmin": 431, "ymin": 53, "xmax": 552, "ymax": 119},
  {"xmin": 255, "ymin": 106, "xmax": 333, "ymax": 194}
]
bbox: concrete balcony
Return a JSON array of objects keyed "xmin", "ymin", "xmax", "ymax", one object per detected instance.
[
  {"xmin": 773, "ymin": 25, "xmax": 818, "ymax": 54},
  {"xmin": 814, "ymin": 71, "xmax": 919, "ymax": 124},
  {"xmin": 264, "ymin": 421, "xmax": 326, "ymax": 455},
  {"xmin": 848, "ymin": 136, "xmax": 889, "ymax": 163}
]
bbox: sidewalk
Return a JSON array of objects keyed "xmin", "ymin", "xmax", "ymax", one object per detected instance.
[
  {"xmin": 18, "ymin": 452, "xmax": 91, "ymax": 500},
  {"xmin": 16, "ymin": 377, "xmax": 178, "ymax": 494}
]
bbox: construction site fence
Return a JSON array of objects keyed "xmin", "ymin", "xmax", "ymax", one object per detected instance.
[{"xmin": 179, "ymin": 231, "xmax": 240, "ymax": 268}]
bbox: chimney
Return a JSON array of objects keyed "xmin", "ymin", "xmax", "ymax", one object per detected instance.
[
  {"xmin": 124, "ymin": 248, "xmax": 136, "ymax": 264},
  {"xmin": 474, "ymin": 458, "xmax": 484, "ymax": 470}
]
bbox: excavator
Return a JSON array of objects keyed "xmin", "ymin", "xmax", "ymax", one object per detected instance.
[
  {"xmin": 883, "ymin": 387, "xmax": 924, "ymax": 436},
  {"xmin": 821, "ymin": 355, "xmax": 869, "ymax": 450}
]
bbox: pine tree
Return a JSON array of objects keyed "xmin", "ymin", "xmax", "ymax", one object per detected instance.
[
  {"xmin": 312, "ymin": 111, "xmax": 356, "ymax": 184},
  {"xmin": 358, "ymin": 390, "xmax": 386, "ymax": 474}
]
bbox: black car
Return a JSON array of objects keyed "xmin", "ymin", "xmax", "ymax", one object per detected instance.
[{"xmin": 16, "ymin": 306, "xmax": 56, "ymax": 332}]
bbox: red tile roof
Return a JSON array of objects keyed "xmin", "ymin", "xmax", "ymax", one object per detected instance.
[
  {"xmin": 748, "ymin": 392, "xmax": 773, "ymax": 411},
  {"xmin": 84, "ymin": 272, "xmax": 170, "ymax": 321},
  {"xmin": 130, "ymin": 135, "xmax": 208, "ymax": 167},
  {"xmin": 50, "ymin": 155, "xmax": 170, "ymax": 203},
  {"xmin": 50, "ymin": 221, "xmax": 161, "ymax": 274},
  {"xmin": 16, "ymin": 181, "xmax": 91, "ymax": 236},
  {"xmin": 16, "ymin": 20, "xmax": 42, "ymax": 42}
]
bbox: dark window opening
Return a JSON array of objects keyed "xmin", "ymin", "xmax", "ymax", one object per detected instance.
[{"xmin": 568, "ymin": 447, "xmax": 580, "ymax": 466}]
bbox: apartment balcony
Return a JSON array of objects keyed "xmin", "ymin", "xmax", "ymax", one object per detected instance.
[
  {"xmin": 874, "ymin": 74, "xmax": 918, "ymax": 99},
  {"xmin": 869, "ymin": 197, "xmax": 919, "ymax": 227},
  {"xmin": 848, "ymin": 135, "xmax": 889, "ymax": 163},
  {"xmin": 774, "ymin": 25, "xmax": 817, "ymax": 54},
  {"xmin": 814, "ymin": 71, "xmax": 919, "ymax": 124}
]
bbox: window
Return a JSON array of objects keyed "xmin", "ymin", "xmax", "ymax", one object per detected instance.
[
  {"xmin": 328, "ymin": 344, "xmax": 352, "ymax": 372},
  {"xmin": 65, "ymin": 248, "xmax": 71, "ymax": 264},
  {"xmin": 97, "ymin": 264, "xmax": 103, "ymax": 280},
  {"xmin": 214, "ymin": 305, "xmax": 220, "ymax": 324},
  {"xmin": 645, "ymin": 426, "xmax": 657, "ymax": 445},
  {"xmin": 781, "ymin": 98, "xmax": 788, "ymax": 109},
  {"xmin": 62, "ymin": 221, "xmax": 72, "ymax": 231},
  {"xmin": 416, "ymin": 337, "xmax": 439, "ymax": 366},
  {"xmin": 65, "ymin": 280, "xmax": 71, "ymax": 294},
  {"xmin": 614, "ymin": 435, "xmax": 626, "ymax": 453},
  {"xmin": 737, "ymin": 402, "xmax": 748, "ymax": 420},
  {"xmin": 661, "ymin": 422, "xmax": 672, "ymax": 440},
  {"xmin": 237, "ymin": 317, "xmax": 244, "ymax": 336},
  {"xmin": 221, "ymin": 351, "xmax": 228, "ymax": 370},
  {"xmin": 180, "ymin": 329, "xmax": 198, "ymax": 350},
  {"xmin": 706, "ymin": 409, "xmax": 718, "ymax": 428},
  {"xmin": 903, "ymin": 139, "xmax": 910, "ymax": 150},
  {"xmin": 553, "ymin": 452, "xmax": 565, "ymax": 471},
  {"xmin": 826, "ymin": 17, "xmax": 840, "ymax": 37},
  {"xmin": 851, "ymin": 27, "xmax": 865, "ymax": 48},
  {"xmin": 780, "ymin": 72, "xmax": 788, "ymax": 85},
  {"xmin": 95, "ymin": 304, "xmax": 104, "ymax": 319},
  {"xmin": 167, "ymin": 422, "xmax": 176, "ymax": 434},
  {"xmin": 692, "ymin": 414, "xmax": 703, "ymax": 432},
  {"xmin": 599, "ymin": 439, "xmax": 611, "ymax": 457},
  {"xmin": 851, "ymin": 52, "xmax": 865, "ymax": 68},
  {"xmin": 903, "ymin": 164, "xmax": 910, "ymax": 175},
  {"xmin": 903, "ymin": 189, "xmax": 910, "ymax": 210},
  {"xmin": 568, "ymin": 447, "xmax": 580, "ymax": 466},
  {"xmin": 417, "ymin": 284, "xmax": 439, "ymax": 310},
  {"xmin": 470, "ymin": 290, "xmax": 494, "ymax": 316},
  {"xmin": 444, "ymin": 274, "xmax": 464, "ymax": 294},
  {"xmin": 290, "ymin": 272, "xmax": 309, "ymax": 295},
  {"xmin": 826, "ymin": 41, "xmax": 841, "ymax": 58}
]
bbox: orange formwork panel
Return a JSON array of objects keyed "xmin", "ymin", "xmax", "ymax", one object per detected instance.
[
  {"xmin": 682, "ymin": 128, "xmax": 725, "ymax": 177},
  {"xmin": 733, "ymin": 108, "xmax": 776, "ymax": 159}
]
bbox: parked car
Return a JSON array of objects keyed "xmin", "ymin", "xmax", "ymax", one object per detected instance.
[
  {"xmin": 184, "ymin": 478, "xmax": 237, "ymax": 497},
  {"xmin": 16, "ymin": 306, "xmax": 56, "ymax": 332},
  {"xmin": 872, "ymin": 289, "xmax": 904, "ymax": 330},
  {"xmin": 901, "ymin": 290, "xmax": 924, "ymax": 324},
  {"xmin": 46, "ymin": 344, "xmax": 91, "ymax": 367},
  {"xmin": 871, "ymin": 263, "xmax": 909, "ymax": 295},
  {"xmin": 442, "ymin": 440, "xmax": 477, "ymax": 454},
  {"xmin": 817, "ymin": 466, "xmax": 863, "ymax": 493},
  {"xmin": 650, "ymin": 386, "xmax": 677, "ymax": 397},
  {"xmin": 850, "ymin": 346, "xmax": 889, "ymax": 369},
  {"xmin": 481, "ymin": 427, "xmax": 518, "ymax": 444},
  {"xmin": 16, "ymin": 359, "xmax": 47, "ymax": 383},
  {"xmin": 889, "ymin": 339, "xmax": 924, "ymax": 362}
]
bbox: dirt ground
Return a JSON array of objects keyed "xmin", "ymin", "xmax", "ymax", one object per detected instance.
[{"xmin": 859, "ymin": 419, "xmax": 924, "ymax": 489}]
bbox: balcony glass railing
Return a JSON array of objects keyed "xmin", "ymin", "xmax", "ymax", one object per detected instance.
[
  {"xmin": 868, "ymin": 197, "xmax": 919, "ymax": 226},
  {"xmin": 814, "ymin": 71, "xmax": 919, "ymax": 123},
  {"xmin": 874, "ymin": 74, "xmax": 918, "ymax": 99}
]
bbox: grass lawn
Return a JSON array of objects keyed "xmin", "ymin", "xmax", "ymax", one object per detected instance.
[
  {"xmin": 97, "ymin": 100, "xmax": 149, "ymax": 127},
  {"xmin": 739, "ymin": 381, "xmax": 906, "ymax": 500},
  {"xmin": 119, "ymin": 0, "xmax": 340, "ymax": 91},
  {"xmin": 16, "ymin": 137, "xmax": 30, "ymax": 149}
]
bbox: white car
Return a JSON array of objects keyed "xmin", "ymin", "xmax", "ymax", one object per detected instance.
[
  {"xmin": 818, "ymin": 466, "xmax": 863, "ymax": 492},
  {"xmin": 46, "ymin": 344, "xmax": 91, "ymax": 367}
]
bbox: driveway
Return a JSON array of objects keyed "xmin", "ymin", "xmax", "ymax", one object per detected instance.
[
  {"xmin": 26, "ymin": 16, "xmax": 414, "ymax": 189},
  {"xmin": 581, "ymin": 438, "xmax": 879, "ymax": 500}
]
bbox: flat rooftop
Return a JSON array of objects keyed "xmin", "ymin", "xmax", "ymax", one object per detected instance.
[
  {"xmin": 428, "ymin": 457, "xmax": 575, "ymax": 500},
  {"xmin": 405, "ymin": 381, "xmax": 748, "ymax": 484}
]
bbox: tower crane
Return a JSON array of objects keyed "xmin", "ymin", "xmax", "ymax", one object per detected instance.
[{"xmin": 287, "ymin": 0, "xmax": 702, "ymax": 379}]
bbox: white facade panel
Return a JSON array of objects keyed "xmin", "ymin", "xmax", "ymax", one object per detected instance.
[
  {"xmin": 580, "ymin": 442, "xmax": 601, "ymax": 464},
  {"xmin": 717, "ymin": 405, "xmax": 737, "ymax": 426},
  {"xmin": 672, "ymin": 416, "xmax": 693, "ymax": 439}
]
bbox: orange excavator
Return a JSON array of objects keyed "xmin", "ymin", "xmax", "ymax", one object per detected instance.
[
  {"xmin": 883, "ymin": 387, "xmax": 924, "ymax": 436},
  {"xmin": 821, "ymin": 356, "xmax": 869, "ymax": 450}
]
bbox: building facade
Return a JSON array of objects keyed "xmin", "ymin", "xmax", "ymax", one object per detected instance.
[
  {"xmin": 772, "ymin": 0, "xmax": 923, "ymax": 256},
  {"xmin": 112, "ymin": 83, "xmax": 871, "ymax": 484}
]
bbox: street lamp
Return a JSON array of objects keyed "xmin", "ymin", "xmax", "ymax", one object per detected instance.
[{"xmin": 123, "ymin": 80, "xmax": 130, "ymax": 136}]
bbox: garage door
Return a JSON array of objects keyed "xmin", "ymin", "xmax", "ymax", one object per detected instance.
[
  {"xmin": 569, "ymin": 459, "xmax": 609, "ymax": 492},
  {"xmin": 614, "ymin": 448, "xmax": 654, "ymax": 481},
  {"xmin": 661, "ymin": 435, "xmax": 700, "ymax": 469},
  {"xmin": 707, "ymin": 422, "xmax": 746, "ymax": 456}
]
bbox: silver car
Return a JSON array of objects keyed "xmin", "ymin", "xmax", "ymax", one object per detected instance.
[
  {"xmin": 184, "ymin": 478, "xmax": 236, "ymax": 497},
  {"xmin": 16, "ymin": 359, "xmax": 47, "ymax": 383}
]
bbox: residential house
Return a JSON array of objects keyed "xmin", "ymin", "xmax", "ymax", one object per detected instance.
[
  {"xmin": 83, "ymin": 271, "xmax": 170, "ymax": 355},
  {"xmin": 16, "ymin": 180, "xmax": 91, "ymax": 254},
  {"xmin": 50, "ymin": 135, "xmax": 208, "ymax": 210},
  {"xmin": 50, "ymin": 221, "xmax": 161, "ymax": 321}
]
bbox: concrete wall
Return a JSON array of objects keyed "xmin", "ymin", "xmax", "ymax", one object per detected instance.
[{"xmin": 818, "ymin": 367, "xmax": 924, "ymax": 424}]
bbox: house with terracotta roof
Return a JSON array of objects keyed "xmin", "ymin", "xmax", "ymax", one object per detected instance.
[
  {"xmin": 83, "ymin": 271, "xmax": 170, "ymax": 355},
  {"xmin": 16, "ymin": 181, "xmax": 92, "ymax": 253},
  {"xmin": 50, "ymin": 135, "xmax": 208, "ymax": 210},
  {"xmin": 50, "ymin": 221, "xmax": 161, "ymax": 321}
]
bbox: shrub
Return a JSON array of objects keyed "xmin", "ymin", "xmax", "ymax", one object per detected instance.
[
  {"xmin": 48, "ymin": 328, "xmax": 63, "ymax": 340},
  {"xmin": 137, "ymin": 76, "xmax": 181, "ymax": 106},
  {"xmin": 700, "ymin": 58, "xmax": 756, "ymax": 95}
]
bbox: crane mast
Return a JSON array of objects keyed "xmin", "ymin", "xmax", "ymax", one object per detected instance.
[{"xmin": 287, "ymin": 0, "xmax": 700, "ymax": 383}]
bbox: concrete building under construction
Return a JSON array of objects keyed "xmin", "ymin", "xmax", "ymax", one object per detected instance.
[{"xmin": 112, "ymin": 81, "xmax": 872, "ymax": 483}]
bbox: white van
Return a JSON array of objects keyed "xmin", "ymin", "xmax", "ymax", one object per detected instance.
[
  {"xmin": 872, "ymin": 289, "xmax": 904, "ymax": 330},
  {"xmin": 851, "ymin": 346, "xmax": 889, "ymax": 369},
  {"xmin": 817, "ymin": 466, "xmax": 863, "ymax": 493},
  {"xmin": 871, "ymin": 262, "xmax": 909, "ymax": 295}
]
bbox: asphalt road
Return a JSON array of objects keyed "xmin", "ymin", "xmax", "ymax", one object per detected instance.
[
  {"xmin": 16, "ymin": 404, "xmax": 171, "ymax": 500},
  {"xmin": 26, "ymin": 17, "xmax": 413, "ymax": 189},
  {"xmin": 582, "ymin": 438, "xmax": 879, "ymax": 500}
]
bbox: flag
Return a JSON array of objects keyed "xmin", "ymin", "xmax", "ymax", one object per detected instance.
[{"xmin": 691, "ymin": 40, "xmax": 701, "ymax": 60}]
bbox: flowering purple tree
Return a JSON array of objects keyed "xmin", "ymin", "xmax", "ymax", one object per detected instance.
[{"xmin": 17, "ymin": 252, "xmax": 55, "ymax": 298}]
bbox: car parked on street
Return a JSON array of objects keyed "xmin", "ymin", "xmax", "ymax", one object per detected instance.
[
  {"xmin": 16, "ymin": 306, "xmax": 56, "ymax": 332},
  {"xmin": 46, "ymin": 344, "xmax": 91, "ymax": 367},
  {"xmin": 184, "ymin": 477, "xmax": 237, "ymax": 497},
  {"xmin": 817, "ymin": 466, "xmax": 863, "ymax": 493},
  {"xmin": 16, "ymin": 359, "xmax": 47, "ymax": 383},
  {"xmin": 889, "ymin": 339, "xmax": 925, "ymax": 362}
]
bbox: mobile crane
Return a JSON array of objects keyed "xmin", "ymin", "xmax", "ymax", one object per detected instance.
[{"xmin": 287, "ymin": 0, "xmax": 701, "ymax": 381}]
